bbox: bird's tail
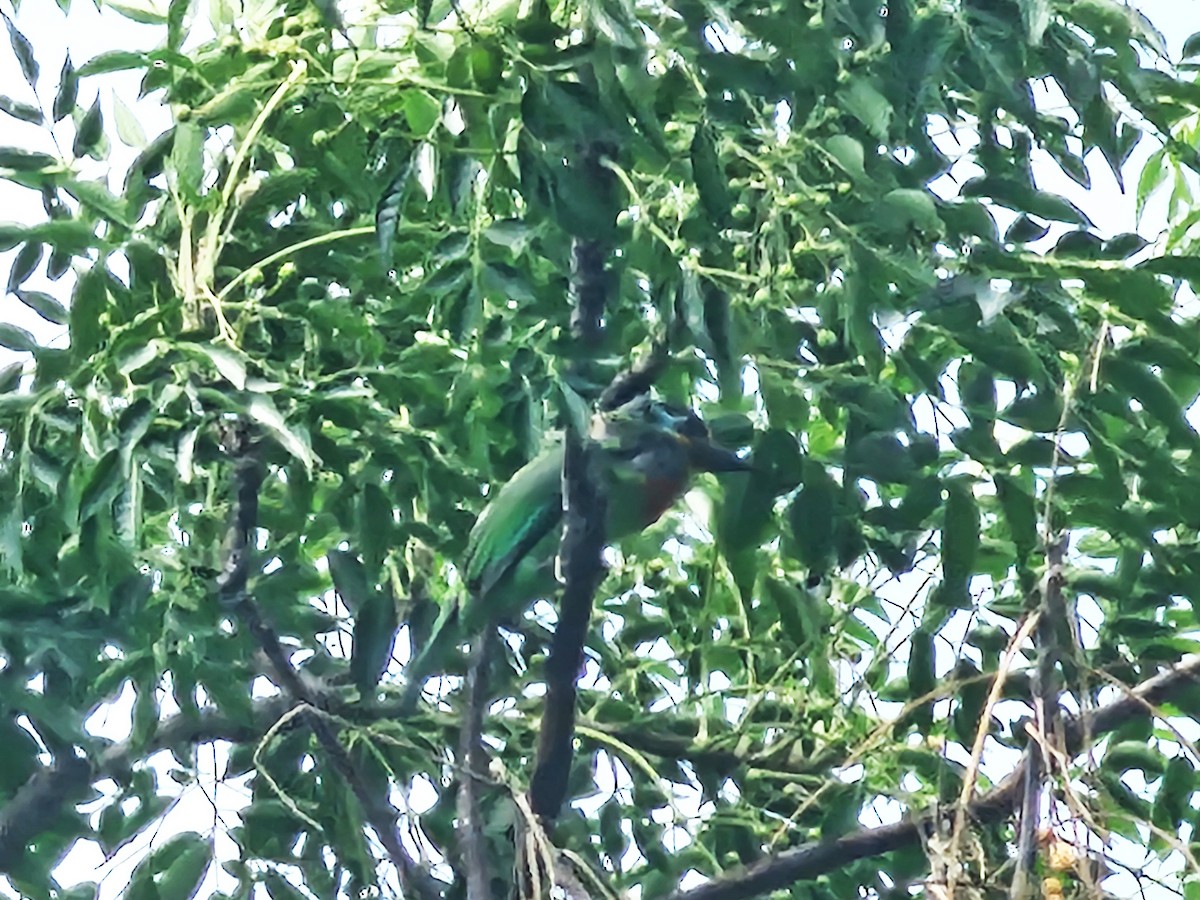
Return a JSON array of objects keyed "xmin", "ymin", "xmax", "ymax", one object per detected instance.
[{"xmin": 398, "ymin": 602, "xmax": 460, "ymax": 714}]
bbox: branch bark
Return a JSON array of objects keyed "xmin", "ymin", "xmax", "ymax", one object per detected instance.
[
  {"xmin": 1012, "ymin": 533, "xmax": 1069, "ymax": 900},
  {"xmin": 457, "ymin": 630, "xmax": 495, "ymax": 900},
  {"xmin": 598, "ymin": 342, "xmax": 668, "ymax": 414},
  {"xmin": 529, "ymin": 139, "xmax": 619, "ymax": 823},
  {"xmin": 529, "ymin": 433, "xmax": 608, "ymax": 820},
  {"xmin": 0, "ymin": 756, "xmax": 92, "ymax": 870}
]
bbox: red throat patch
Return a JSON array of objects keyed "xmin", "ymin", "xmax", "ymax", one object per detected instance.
[{"xmin": 641, "ymin": 475, "xmax": 687, "ymax": 525}]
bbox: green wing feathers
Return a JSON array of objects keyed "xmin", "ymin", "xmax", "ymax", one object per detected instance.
[
  {"xmin": 401, "ymin": 447, "xmax": 565, "ymax": 710},
  {"xmin": 461, "ymin": 447, "xmax": 565, "ymax": 616}
]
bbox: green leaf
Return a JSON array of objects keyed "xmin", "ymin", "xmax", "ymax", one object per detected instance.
[
  {"xmin": 72, "ymin": 98, "xmax": 104, "ymax": 158},
  {"xmin": 1026, "ymin": 190, "xmax": 1091, "ymax": 225},
  {"xmin": 0, "ymin": 361, "xmax": 24, "ymax": 392},
  {"xmin": 940, "ymin": 479, "xmax": 979, "ymax": 607},
  {"xmin": 0, "ymin": 146, "xmax": 57, "ymax": 171},
  {"xmin": 404, "ymin": 89, "xmax": 441, "ymax": 136},
  {"xmin": 906, "ymin": 627, "xmax": 935, "ymax": 729},
  {"xmin": 351, "ymin": 584, "xmax": 399, "ymax": 695},
  {"xmin": 167, "ymin": 0, "xmax": 191, "ymax": 48},
  {"xmin": 0, "ymin": 323, "xmax": 38, "ymax": 352},
  {"xmin": 376, "ymin": 153, "xmax": 413, "ymax": 268},
  {"xmin": 1141, "ymin": 255, "xmax": 1200, "ymax": 282},
  {"xmin": 763, "ymin": 576, "xmax": 825, "ymax": 647},
  {"xmin": 247, "ymin": 394, "xmax": 316, "ymax": 470},
  {"xmin": 1004, "ymin": 214, "xmax": 1049, "ymax": 244},
  {"xmin": 107, "ymin": 0, "xmax": 168, "ymax": 24},
  {"xmin": 79, "ymin": 449, "xmax": 122, "ymax": 520},
  {"xmin": 0, "ymin": 95, "xmax": 42, "ymax": 124},
  {"xmin": 845, "ymin": 432, "xmax": 916, "ymax": 484},
  {"xmin": 1103, "ymin": 232, "xmax": 1149, "ymax": 259},
  {"xmin": 482, "ymin": 262, "xmax": 537, "ymax": 302},
  {"xmin": 170, "ymin": 121, "xmax": 204, "ymax": 199},
  {"xmin": 994, "ymin": 472, "xmax": 1038, "ymax": 562},
  {"xmin": 112, "ymin": 92, "xmax": 147, "ymax": 148},
  {"xmin": 788, "ymin": 458, "xmax": 837, "ymax": 575},
  {"xmin": 328, "ymin": 549, "xmax": 372, "ymax": 615},
  {"xmin": 154, "ymin": 836, "xmax": 209, "ymax": 898},
  {"xmin": 838, "ymin": 78, "xmax": 892, "ymax": 140},
  {"xmin": 3, "ymin": 14, "xmax": 38, "ymax": 88},
  {"xmin": 1184, "ymin": 31, "xmax": 1200, "ymax": 61},
  {"xmin": 482, "ymin": 219, "xmax": 533, "ymax": 254},
  {"xmin": 6, "ymin": 241, "xmax": 42, "ymax": 292},
  {"xmin": 1152, "ymin": 754, "xmax": 1194, "ymax": 833},
  {"xmin": 263, "ymin": 872, "xmax": 309, "ymax": 900},
  {"xmin": 70, "ymin": 266, "xmax": 108, "ymax": 358},
  {"xmin": 76, "ymin": 50, "xmax": 149, "ymax": 76},
  {"xmin": 877, "ymin": 188, "xmax": 942, "ymax": 235},
  {"xmin": 53, "ymin": 56, "xmax": 77, "ymax": 121},
  {"xmin": 1104, "ymin": 741, "xmax": 1166, "ymax": 777},
  {"xmin": 825, "ymin": 134, "xmax": 866, "ymax": 181},
  {"xmin": 194, "ymin": 343, "xmax": 248, "ymax": 390},
  {"xmin": 1105, "ymin": 356, "xmax": 1197, "ymax": 447},
  {"xmin": 1136, "ymin": 146, "xmax": 1167, "ymax": 219},
  {"xmin": 64, "ymin": 178, "xmax": 132, "ymax": 226},
  {"xmin": 691, "ymin": 120, "xmax": 732, "ymax": 227}
]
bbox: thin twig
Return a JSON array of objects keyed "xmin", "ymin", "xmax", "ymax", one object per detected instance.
[
  {"xmin": 661, "ymin": 652, "xmax": 1200, "ymax": 900},
  {"xmin": 5, "ymin": 652, "xmax": 1200, "ymax": 884},
  {"xmin": 934, "ymin": 610, "xmax": 1040, "ymax": 898}
]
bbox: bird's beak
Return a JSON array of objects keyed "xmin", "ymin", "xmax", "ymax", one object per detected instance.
[{"xmin": 689, "ymin": 439, "xmax": 753, "ymax": 473}]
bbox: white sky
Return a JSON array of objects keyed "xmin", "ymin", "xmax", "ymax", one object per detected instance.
[{"xmin": 2, "ymin": 1, "xmax": 1200, "ymax": 898}]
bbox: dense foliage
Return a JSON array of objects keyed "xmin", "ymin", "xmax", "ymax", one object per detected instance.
[{"xmin": 3, "ymin": 0, "xmax": 1200, "ymax": 897}]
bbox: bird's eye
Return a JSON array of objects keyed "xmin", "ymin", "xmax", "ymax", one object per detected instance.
[{"xmin": 679, "ymin": 414, "xmax": 709, "ymax": 440}]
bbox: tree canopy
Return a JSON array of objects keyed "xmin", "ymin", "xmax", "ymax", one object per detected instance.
[{"xmin": 3, "ymin": 0, "xmax": 1200, "ymax": 897}]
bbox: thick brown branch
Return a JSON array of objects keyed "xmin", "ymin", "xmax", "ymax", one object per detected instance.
[
  {"xmin": 531, "ymin": 142, "xmax": 618, "ymax": 822},
  {"xmin": 529, "ymin": 435, "xmax": 608, "ymax": 820},
  {"xmin": 568, "ymin": 237, "xmax": 608, "ymax": 345}
]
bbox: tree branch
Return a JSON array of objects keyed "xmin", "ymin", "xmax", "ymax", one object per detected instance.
[
  {"xmin": 529, "ymin": 433, "xmax": 608, "ymax": 820},
  {"xmin": 457, "ymin": 630, "xmax": 495, "ymax": 899},
  {"xmin": 0, "ymin": 756, "xmax": 92, "ymax": 870},
  {"xmin": 663, "ymin": 652, "xmax": 1200, "ymax": 900},
  {"xmin": 529, "ymin": 139, "xmax": 619, "ymax": 823},
  {"xmin": 598, "ymin": 342, "xmax": 668, "ymax": 413},
  {"xmin": 1013, "ymin": 533, "xmax": 1069, "ymax": 899},
  {"xmin": 4, "ymin": 649, "xmax": 1198, "ymax": 881},
  {"xmin": 217, "ymin": 424, "xmax": 438, "ymax": 900},
  {"xmin": 215, "ymin": 420, "xmax": 263, "ymax": 608}
]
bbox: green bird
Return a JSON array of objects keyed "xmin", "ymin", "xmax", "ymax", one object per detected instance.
[{"xmin": 399, "ymin": 395, "xmax": 749, "ymax": 710}]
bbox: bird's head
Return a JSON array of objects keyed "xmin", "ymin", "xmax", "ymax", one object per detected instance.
[{"xmin": 593, "ymin": 395, "xmax": 751, "ymax": 474}]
